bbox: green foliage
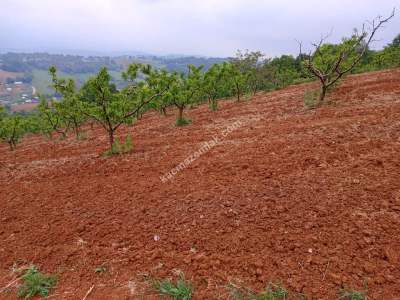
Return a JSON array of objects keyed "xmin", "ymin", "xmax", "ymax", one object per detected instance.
[
  {"xmin": 123, "ymin": 135, "xmax": 133, "ymax": 152},
  {"xmin": 226, "ymin": 62, "xmax": 249, "ymax": 102},
  {"xmin": 368, "ymin": 45, "xmax": 400, "ymax": 70},
  {"xmin": 203, "ymin": 62, "xmax": 230, "ymax": 111},
  {"xmin": 339, "ymin": 288, "xmax": 366, "ymax": 300},
  {"xmin": 300, "ymin": 12, "xmax": 394, "ymax": 105},
  {"xmin": 80, "ymin": 64, "xmax": 173, "ymax": 151},
  {"xmin": 230, "ymin": 50, "xmax": 267, "ymax": 97},
  {"xmin": 209, "ymin": 99, "xmax": 218, "ymax": 111},
  {"xmin": 80, "ymin": 67, "xmax": 128, "ymax": 133},
  {"xmin": 49, "ymin": 67, "xmax": 87, "ymax": 138},
  {"xmin": 152, "ymin": 275, "xmax": 192, "ymax": 300},
  {"xmin": 23, "ymin": 114, "xmax": 43, "ymax": 135},
  {"xmin": 312, "ymin": 37, "xmax": 361, "ymax": 74},
  {"xmin": 0, "ymin": 106, "xmax": 5, "ymax": 120},
  {"xmin": 269, "ymin": 55, "xmax": 305, "ymax": 89},
  {"xmin": 162, "ymin": 64, "xmax": 203, "ymax": 124},
  {"xmin": 17, "ymin": 266, "xmax": 57, "ymax": 299},
  {"xmin": 37, "ymin": 97, "xmax": 68, "ymax": 139},
  {"xmin": 262, "ymin": 283, "xmax": 289, "ymax": 300},
  {"xmin": 0, "ymin": 115, "xmax": 27, "ymax": 150},
  {"xmin": 111, "ymin": 138, "xmax": 122, "ymax": 154}
]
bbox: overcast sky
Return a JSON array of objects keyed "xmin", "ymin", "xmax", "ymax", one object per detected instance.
[{"xmin": 0, "ymin": 0, "xmax": 398, "ymax": 57}]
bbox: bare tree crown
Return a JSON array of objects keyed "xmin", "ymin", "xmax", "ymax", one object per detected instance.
[{"xmin": 298, "ymin": 9, "xmax": 395, "ymax": 104}]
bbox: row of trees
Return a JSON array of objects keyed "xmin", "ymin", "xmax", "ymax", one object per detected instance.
[
  {"xmin": 0, "ymin": 12, "xmax": 397, "ymax": 153},
  {"xmin": 0, "ymin": 54, "xmax": 295, "ymax": 152}
]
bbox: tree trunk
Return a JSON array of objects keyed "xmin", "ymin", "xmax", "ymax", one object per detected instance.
[
  {"xmin": 73, "ymin": 120, "xmax": 80, "ymax": 139},
  {"xmin": 160, "ymin": 107, "xmax": 167, "ymax": 116},
  {"xmin": 318, "ymin": 85, "xmax": 327, "ymax": 105},
  {"xmin": 178, "ymin": 106, "xmax": 184, "ymax": 120},
  {"xmin": 236, "ymin": 83, "xmax": 241, "ymax": 102},
  {"xmin": 8, "ymin": 141, "xmax": 14, "ymax": 151},
  {"xmin": 108, "ymin": 130, "xmax": 114, "ymax": 151},
  {"xmin": 210, "ymin": 99, "xmax": 218, "ymax": 111}
]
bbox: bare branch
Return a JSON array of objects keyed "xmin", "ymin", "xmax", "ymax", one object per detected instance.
[{"xmin": 297, "ymin": 9, "xmax": 395, "ymax": 103}]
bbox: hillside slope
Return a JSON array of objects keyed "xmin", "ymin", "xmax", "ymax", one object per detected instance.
[{"xmin": 1, "ymin": 69, "xmax": 400, "ymax": 299}]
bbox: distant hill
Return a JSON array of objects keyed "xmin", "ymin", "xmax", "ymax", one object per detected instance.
[
  {"xmin": 0, "ymin": 52, "xmax": 227, "ymax": 97},
  {"xmin": 0, "ymin": 52, "xmax": 227, "ymax": 75}
]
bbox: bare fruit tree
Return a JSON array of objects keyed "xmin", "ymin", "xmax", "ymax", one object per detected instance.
[{"xmin": 298, "ymin": 10, "xmax": 395, "ymax": 105}]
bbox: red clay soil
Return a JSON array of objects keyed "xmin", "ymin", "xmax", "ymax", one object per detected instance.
[{"xmin": 1, "ymin": 69, "xmax": 400, "ymax": 299}]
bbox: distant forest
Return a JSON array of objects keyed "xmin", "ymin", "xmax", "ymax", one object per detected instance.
[{"xmin": 0, "ymin": 52, "xmax": 227, "ymax": 75}]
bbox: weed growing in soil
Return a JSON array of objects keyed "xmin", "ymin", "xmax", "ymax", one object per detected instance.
[
  {"xmin": 263, "ymin": 283, "xmax": 289, "ymax": 299},
  {"xmin": 77, "ymin": 131, "xmax": 88, "ymax": 140},
  {"xmin": 304, "ymin": 89, "xmax": 320, "ymax": 109},
  {"xmin": 175, "ymin": 117, "xmax": 192, "ymax": 127},
  {"xmin": 123, "ymin": 135, "xmax": 133, "ymax": 152},
  {"xmin": 103, "ymin": 135, "xmax": 133, "ymax": 156},
  {"xmin": 209, "ymin": 100, "xmax": 218, "ymax": 112},
  {"xmin": 339, "ymin": 288, "xmax": 366, "ymax": 300},
  {"xmin": 94, "ymin": 266, "xmax": 107, "ymax": 274},
  {"xmin": 152, "ymin": 275, "xmax": 192, "ymax": 300},
  {"xmin": 227, "ymin": 282, "xmax": 289, "ymax": 300},
  {"xmin": 17, "ymin": 266, "xmax": 57, "ymax": 299}
]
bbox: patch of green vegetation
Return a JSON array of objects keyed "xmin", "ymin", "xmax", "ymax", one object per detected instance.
[
  {"xmin": 175, "ymin": 117, "xmax": 192, "ymax": 127},
  {"xmin": 17, "ymin": 266, "xmax": 57, "ymax": 299},
  {"xmin": 152, "ymin": 275, "xmax": 192, "ymax": 300},
  {"xmin": 209, "ymin": 100, "xmax": 218, "ymax": 111},
  {"xmin": 303, "ymin": 89, "xmax": 320, "ymax": 109},
  {"xmin": 103, "ymin": 135, "xmax": 133, "ymax": 156},
  {"xmin": 339, "ymin": 288, "xmax": 366, "ymax": 300},
  {"xmin": 122, "ymin": 135, "xmax": 133, "ymax": 152},
  {"xmin": 228, "ymin": 282, "xmax": 289, "ymax": 300}
]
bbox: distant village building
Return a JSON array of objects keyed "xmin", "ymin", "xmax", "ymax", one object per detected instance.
[{"xmin": 14, "ymin": 81, "xmax": 23, "ymax": 85}]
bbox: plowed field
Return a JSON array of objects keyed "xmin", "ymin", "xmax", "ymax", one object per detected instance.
[{"xmin": 1, "ymin": 69, "xmax": 400, "ymax": 299}]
